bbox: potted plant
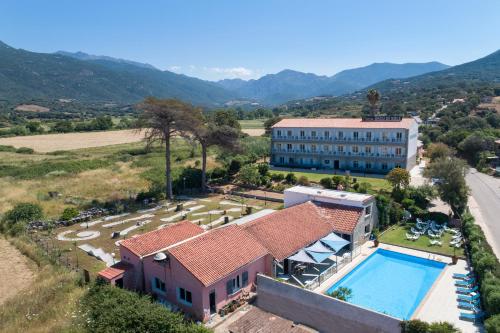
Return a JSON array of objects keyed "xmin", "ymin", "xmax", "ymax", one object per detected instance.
[
  {"xmin": 451, "ymin": 247, "xmax": 458, "ymax": 265},
  {"xmin": 373, "ymin": 229, "xmax": 380, "ymax": 247}
]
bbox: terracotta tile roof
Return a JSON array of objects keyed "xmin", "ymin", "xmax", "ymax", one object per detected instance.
[
  {"xmin": 242, "ymin": 202, "xmax": 333, "ymax": 261},
  {"xmin": 98, "ymin": 262, "xmax": 131, "ymax": 280},
  {"xmin": 120, "ymin": 220, "xmax": 204, "ymax": 257},
  {"xmin": 168, "ymin": 225, "xmax": 268, "ymax": 287},
  {"xmin": 272, "ymin": 118, "xmax": 415, "ymax": 129},
  {"xmin": 312, "ymin": 201, "xmax": 363, "ymax": 234}
]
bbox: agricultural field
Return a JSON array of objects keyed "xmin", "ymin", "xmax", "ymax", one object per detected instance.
[
  {"xmin": 44, "ymin": 195, "xmax": 280, "ymax": 274},
  {"xmin": 239, "ymin": 119, "xmax": 265, "ymax": 136},
  {"xmin": 269, "ymin": 170, "xmax": 391, "ymax": 192}
]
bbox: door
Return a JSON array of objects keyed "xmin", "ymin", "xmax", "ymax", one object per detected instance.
[
  {"xmin": 209, "ymin": 290, "xmax": 216, "ymax": 314},
  {"xmin": 334, "ymin": 160, "xmax": 340, "ymax": 169}
]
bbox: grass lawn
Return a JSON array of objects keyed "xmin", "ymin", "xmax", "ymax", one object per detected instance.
[
  {"xmin": 379, "ymin": 225, "xmax": 465, "ymax": 258},
  {"xmin": 269, "ymin": 170, "xmax": 391, "ymax": 192},
  {"xmin": 239, "ymin": 119, "xmax": 265, "ymax": 129}
]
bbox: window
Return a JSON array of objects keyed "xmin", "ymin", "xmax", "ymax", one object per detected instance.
[
  {"xmin": 279, "ymin": 157, "xmax": 284, "ymax": 163},
  {"xmin": 226, "ymin": 275, "xmax": 241, "ymax": 295},
  {"xmin": 353, "ymin": 160, "xmax": 359, "ymax": 168},
  {"xmin": 324, "ymin": 160, "xmax": 330, "ymax": 164},
  {"xmin": 395, "ymin": 163, "xmax": 402, "ymax": 168},
  {"xmin": 287, "ymin": 130, "xmax": 292, "ymax": 137},
  {"xmin": 338, "ymin": 145, "xmax": 344, "ymax": 152},
  {"xmin": 323, "ymin": 145, "xmax": 329, "ymax": 151},
  {"xmin": 396, "ymin": 132, "xmax": 403, "ymax": 140},
  {"xmin": 382, "ymin": 163, "xmax": 388, "ymax": 170},
  {"xmin": 289, "ymin": 157, "xmax": 294, "ymax": 164},
  {"xmin": 277, "ymin": 130, "xmax": 281, "ymax": 137},
  {"xmin": 382, "ymin": 132, "xmax": 388, "ymax": 140},
  {"xmin": 366, "ymin": 132, "xmax": 372, "ymax": 140},
  {"xmin": 287, "ymin": 143, "xmax": 292, "ymax": 151},
  {"xmin": 395, "ymin": 147, "xmax": 402, "ymax": 156},
  {"xmin": 338, "ymin": 131, "xmax": 344, "ymax": 139},
  {"xmin": 365, "ymin": 205, "xmax": 372, "ymax": 216},
  {"xmin": 300, "ymin": 130, "xmax": 305, "ymax": 137},
  {"xmin": 311, "ymin": 131, "xmax": 317, "ymax": 137},
  {"xmin": 365, "ymin": 146, "xmax": 371, "ymax": 153},
  {"xmin": 353, "ymin": 131, "xmax": 359, "ymax": 139},
  {"xmin": 366, "ymin": 162, "xmax": 372, "ymax": 169},
  {"xmin": 311, "ymin": 144, "xmax": 316, "ymax": 152},
  {"xmin": 364, "ymin": 224, "xmax": 371, "ymax": 233},
  {"xmin": 242, "ymin": 271, "xmax": 249, "ymax": 287},
  {"xmin": 277, "ymin": 143, "xmax": 281, "ymax": 150},
  {"xmin": 352, "ymin": 146, "xmax": 359, "ymax": 153},
  {"xmin": 299, "ymin": 144, "xmax": 305, "ymax": 152},
  {"xmin": 324, "ymin": 131, "xmax": 330, "ymax": 138},
  {"xmin": 154, "ymin": 277, "xmax": 166, "ymax": 293},
  {"xmin": 178, "ymin": 287, "xmax": 192, "ymax": 304}
]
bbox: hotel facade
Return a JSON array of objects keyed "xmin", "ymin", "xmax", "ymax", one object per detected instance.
[{"xmin": 270, "ymin": 117, "xmax": 418, "ymax": 174}]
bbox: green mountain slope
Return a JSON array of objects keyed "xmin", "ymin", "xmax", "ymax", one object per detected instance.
[{"xmin": 0, "ymin": 41, "xmax": 235, "ymax": 106}]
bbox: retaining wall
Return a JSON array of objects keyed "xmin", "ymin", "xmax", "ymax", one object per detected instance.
[{"xmin": 256, "ymin": 274, "xmax": 401, "ymax": 333}]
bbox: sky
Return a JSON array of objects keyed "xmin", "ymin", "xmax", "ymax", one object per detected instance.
[{"xmin": 1, "ymin": 0, "xmax": 499, "ymax": 81}]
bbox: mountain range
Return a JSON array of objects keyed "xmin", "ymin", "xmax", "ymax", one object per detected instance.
[{"xmin": 0, "ymin": 40, "xmax": 498, "ymax": 107}]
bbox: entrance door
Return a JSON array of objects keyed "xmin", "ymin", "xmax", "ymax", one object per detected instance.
[
  {"xmin": 209, "ymin": 290, "xmax": 216, "ymax": 314},
  {"xmin": 334, "ymin": 160, "xmax": 340, "ymax": 169},
  {"xmin": 115, "ymin": 278, "xmax": 123, "ymax": 288}
]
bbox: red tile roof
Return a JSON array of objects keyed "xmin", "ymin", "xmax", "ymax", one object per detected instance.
[
  {"xmin": 120, "ymin": 220, "xmax": 204, "ymax": 257},
  {"xmin": 242, "ymin": 202, "xmax": 333, "ymax": 261},
  {"xmin": 312, "ymin": 201, "xmax": 363, "ymax": 234},
  {"xmin": 98, "ymin": 262, "xmax": 131, "ymax": 280},
  {"xmin": 272, "ymin": 118, "xmax": 415, "ymax": 129},
  {"xmin": 168, "ymin": 225, "xmax": 268, "ymax": 287}
]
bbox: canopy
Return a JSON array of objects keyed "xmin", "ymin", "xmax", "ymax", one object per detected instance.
[
  {"xmin": 304, "ymin": 241, "xmax": 334, "ymax": 253},
  {"xmin": 287, "ymin": 250, "xmax": 318, "ymax": 264},
  {"xmin": 320, "ymin": 232, "xmax": 350, "ymax": 252},
  {"xmin": 305, "ymin": 250, "xmax": 333, "ymax": 263}
]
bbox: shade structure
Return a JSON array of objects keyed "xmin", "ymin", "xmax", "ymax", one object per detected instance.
[
  {"xmin": 287, "ymin": 249, "xmax": 318, "ymax": 264},
  {"xmin": 305, "ymin": 241, "xmax": 333, "ymax": 253},
  {"xmin": 305, "ymin": 250, "xmax": 333, "ymax": 263},
  {"xmin": 320, "ymin": 232, "xmax": 350, "ymax": 252}
]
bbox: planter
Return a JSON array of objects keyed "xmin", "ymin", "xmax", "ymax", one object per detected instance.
[
  {"xmin": 451, "ymin": 255, "xmax": 458, "ymax": 265},
  {"xmin": 373, "ymin": 239, "xmax": 379, "ymax": 247}
]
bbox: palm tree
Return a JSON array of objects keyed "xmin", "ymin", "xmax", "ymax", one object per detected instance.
[
  {"xmin": 137, "ymin": 97, "xmax": 195, "ymax": 200},
  {"xmin": 366, "ymin": 89, "xmax": 380, "ymax": 116}
]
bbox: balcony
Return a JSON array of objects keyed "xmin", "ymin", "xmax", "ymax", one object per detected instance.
[
  {"xmin": 271, "ymin": 135, "xmax": 406, "ymax": 144},
  {"xmin": 271, "ymin": 149, "xmax": 407, "ymax": 159}
]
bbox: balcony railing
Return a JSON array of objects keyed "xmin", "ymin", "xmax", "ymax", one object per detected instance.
[
  {"xmin": 271, "ymin": 149, "xmax": 406, "ymax": 159},
  {"xmin": 272, "ymin": 135, "xmax": 406, "ymax": 144}
]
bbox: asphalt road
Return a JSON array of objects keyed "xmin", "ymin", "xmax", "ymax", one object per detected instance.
[{"xmin": 466, "ymin": 169, "xmax": 500, "ymax": 257}]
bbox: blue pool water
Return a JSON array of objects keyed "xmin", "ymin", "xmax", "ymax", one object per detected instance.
[{"xmin": 326, "ymin": 249, "xmax": 445, "ymax": 319}]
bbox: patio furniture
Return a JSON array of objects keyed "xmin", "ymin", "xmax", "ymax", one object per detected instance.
[
  {"xmin": 429, "ymin": 239, "xmax": 442, "ymax": 246},
  {"xmin": 455, "ymin": 278, "xmax": 475, "ymax": 287},
  {"xmin": 457, "ymin": 293, "xmax": 480, "ymax": 303},
  {"xmin": 406, "ymin": 233, "xmax": 417, "ymax": 241},
  {"xmin": 452, "ymin": 233, "xmax": 462, "ymax": 240},
  {"xmin": 457, "ymin": 301, "xmax": 480, "ymax": 310},
  {"xmin": 453, "ymin": 272, "xmax": 473, "ymax": 280},
  {"xmin": 450, "ymin": 238, "xmax": 462, "ymax": 246},
  {"xmin": 456, "ymin": 285, "xmax": 478, "ymax": 294},
  {"xmin": 459, "ymin": 311, "xmax": 484, "ymax": 322},
  {"xmin": 410, "ymin": 227, "xmax": 421, "ymax": 235}
]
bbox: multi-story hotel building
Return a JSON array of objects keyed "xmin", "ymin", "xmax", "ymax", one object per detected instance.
[{"xmin": 270, "ymin": 117, "xmax": 418, "ymax": 174}]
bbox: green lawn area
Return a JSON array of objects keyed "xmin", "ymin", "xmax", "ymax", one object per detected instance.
[
  {"xmin": 269, "ymin": 170, "xmax": 391, "ymax": 192},
  {"xmin": 239, "ymin": 119, "xmax": 265, "ymax": 129},
  {"xmin": 379, "ymin": 225, "xmax": 465, "ymax": 258}
]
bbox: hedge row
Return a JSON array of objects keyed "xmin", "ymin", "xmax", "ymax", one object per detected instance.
[{"xmin": 461, "ymin": 212, "xmax": 500, "ymax": 332}]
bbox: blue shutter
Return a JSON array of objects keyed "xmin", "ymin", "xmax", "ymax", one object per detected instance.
[{"xmin": 242, "ymin": 271, "xmax": 249, "ymax": 287}]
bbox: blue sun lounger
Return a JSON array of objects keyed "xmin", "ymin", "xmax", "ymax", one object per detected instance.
[
  {"xmin": 457, "ymin": 293, "xmax": 480, "ymax": 302},
  {"xmin": 457, "ymin": 301, "xmax": 480, "ymax": 310},
  {"xmin": 456, "ymin": 285, "xmax": 478, "ymax": 294},
  {"xmin": 459, "ymin": 311, "xmax": 484, "ymax": 322},
  {"xmin": 453, "ymin": 272, "xmax": 473, "ymax": 280},
  {"xmin": 455, "ymin": 278, "xmax": 475, "ymax": 287}
]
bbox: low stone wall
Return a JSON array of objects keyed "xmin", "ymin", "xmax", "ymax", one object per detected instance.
[
  {"xmin": 229, "ymin": 191, "xmax": 284, "ymax": 203},
  {"xmin": 256, "ymin": 274, "xmax": 401, "ymax": 333}
]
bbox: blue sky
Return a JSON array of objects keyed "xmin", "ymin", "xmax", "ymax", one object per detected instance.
[{"xmin": 1, "ymin": 0, "xmax": 499, "ymax": 81}]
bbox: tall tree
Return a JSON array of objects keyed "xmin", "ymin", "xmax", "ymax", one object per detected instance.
[
  {"xmin": 137, "ymin": 97, "xmax": 195, "ymax": 200},
  {"xmin": 366, "ymin": 89, "xmax": 380, "ymax": 116}
]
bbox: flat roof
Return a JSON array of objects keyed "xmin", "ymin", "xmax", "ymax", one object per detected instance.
[
  {"xmin": 285, "ymin": 186, "xmax": 373, "ymax": 203},
  {"xmin": 272, "ymin": 118, "xmax": 415, "ymax": 129}
]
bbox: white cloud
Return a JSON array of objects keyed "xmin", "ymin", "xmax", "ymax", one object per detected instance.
[
  {"xmin": 169, "ymin": 65, "xmax": 181, "ymax": 72},
  {"xmin": 206, "ymin": 66, "xmax": 254, "ymax": 79}
]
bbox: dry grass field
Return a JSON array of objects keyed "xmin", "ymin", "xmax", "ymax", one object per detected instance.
[
  {"xmin": 0, "ymin": 129, "xmax": 144, "ymax": 152},
  {"xmin": 14, "ymin": 104, "xmax": 50, "ymax": 112}
]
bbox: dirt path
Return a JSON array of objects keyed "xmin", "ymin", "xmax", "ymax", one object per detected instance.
[{"xmin": 0, "ymin": 238, "xmax": 36, "ymax": 306}]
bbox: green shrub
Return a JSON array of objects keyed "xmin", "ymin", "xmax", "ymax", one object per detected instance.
[
  {"xmin": 257, "ymin": 163, "xmax": 269, "ymax": 176},
  {"xmin": 15, "ymin": 147, "xmax": 34, "ymax": 154},
  {"xmin": 285, "ymin": 172, "xmax": 297, "ymax": 184},
  {"xmin": 485, "ymin": 314, "xmax": 500, "ymax": 333},
  {"xmin": 400, "ymin": 319, "xmax": 428, "ymax": 333},
  {"xmin": 320, "ymin": 177, "xmax": 334, "ymax": 189},
  {"xmin": 0, "ymin": 145, "xmax": 16, "ymax": 152},
  {"xmin": 60, "ymin": 207, "xmax": 79, "ymax": 221},
  {"xmin": 297, "ymin": 175, "xmax": 309, "ymax": 186},
  {"xmin": 428, "ymin": 321, "xmax": 460, "ymax": 333},
  {"xmin": 2, "ymin": 202, "xmax": 43, "ymax": 235},
  {"xmin": 270, "ymin": 173, "xmax": 285, "ymax": 182}
]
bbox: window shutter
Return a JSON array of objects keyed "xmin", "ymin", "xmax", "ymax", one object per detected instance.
[
  {"xmin": 242, "ymin": 271, "xmax": 249, "ymax": 287},
  {"xmin": 226, "ymin": 280, "xmax": 233, "ymax": 295}
]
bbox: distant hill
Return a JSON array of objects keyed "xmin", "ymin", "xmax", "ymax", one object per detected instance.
[
  {"xmin": 0, "ymin": 41, "xmax": 236, "ymax": 106},
  {"xmin": 55, "ymin": 50, "xmax": 158, "ymax": 70},
  {"xmin": 216, "ymin": 62, "xmax": 449, "ymax": 104}
]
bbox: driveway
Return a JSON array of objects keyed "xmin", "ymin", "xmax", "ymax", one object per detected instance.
[{"xmin": 466, "ymin": 169, "xmax": 500, "ymax": 257}]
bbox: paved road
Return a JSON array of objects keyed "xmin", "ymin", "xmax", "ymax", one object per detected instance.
[{"xmin": 466, "ymin": 169, "xmax": 500, "ymax": 257}]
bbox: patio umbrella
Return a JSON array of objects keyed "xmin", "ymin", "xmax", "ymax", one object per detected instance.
[
  {"xmin": 287, "ymin": 249, "xmax": 318, "ymax": 264},
  {"xmin": 305, "ymin": 250, "xmax": 333, "ymax": 263}
]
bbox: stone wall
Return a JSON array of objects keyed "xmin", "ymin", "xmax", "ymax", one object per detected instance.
[{"xmin": 256, "ymin": 274, "xmax": 401, "ymax": 333}]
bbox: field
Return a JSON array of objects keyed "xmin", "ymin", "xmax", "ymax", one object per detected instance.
[
  {"xmin": 269, "ymin": 170, "xmax": 391, "ymax": 191},
  {"xmin": 240, "ymin": 119, "xmax": 265, "ymax": 136},
  {"xmin": 0, "ymin": 129, "xmax": 143, "ymax": 152},
  {"xmin": 379, "ymin": 225, "xmax": 465, "ymax": 258}
]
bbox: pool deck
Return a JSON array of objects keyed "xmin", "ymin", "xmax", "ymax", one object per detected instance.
[{"xmin": 314, "ymin": 242, "xmax": 483, "ymax": 333}]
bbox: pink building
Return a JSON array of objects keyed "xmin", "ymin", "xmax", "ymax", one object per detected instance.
[{"xmin": 99, "ymin": 190, "xmax": 375, "ymax": 321}]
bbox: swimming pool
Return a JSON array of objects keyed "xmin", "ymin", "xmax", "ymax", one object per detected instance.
[{"xmin": 326, "ymin": 249, "xmax": 446, "ymax": 319}]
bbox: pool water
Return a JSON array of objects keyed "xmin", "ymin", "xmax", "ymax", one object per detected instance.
[{"xmin": 326, "ymin": 249, "xmax": 446, "ymax": 319}]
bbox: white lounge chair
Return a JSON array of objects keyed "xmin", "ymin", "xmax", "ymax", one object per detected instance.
[{"xmin": 429, "ymin": 239, "xmax": 442, "ymax": 246}]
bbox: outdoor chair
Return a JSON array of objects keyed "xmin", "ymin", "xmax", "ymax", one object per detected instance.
[
  {"xmin": 457, "ymin": 293, "xmax": 480, "ymax": 303},
  {"xmin": 457, "ymin": 301, "xmax": 480, "ymax": 310},
  {"xmin": 456, "ymin": 285, "xmax": 478, "ymax": 294},
  {"xmin": 455, "ymin": 278, "xmax": 475, "ymax": 287},
  {"xmin": 459, "ymin": 311, "xmax": 484, "ymax": 322}
]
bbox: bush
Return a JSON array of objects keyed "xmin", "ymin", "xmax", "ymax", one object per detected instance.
[
  {"xmin": 16, "ymin": 147, "xmax": 34, "ymax": 154},
  {"xmin": 80, "ymin": 282, "xmax": 209, "ymax": 333},
  {"xmin": 2, "ymin": 202, "xmax": 43, "ymax": 235},
  {"xmin": 485, "ymin": 314, "xmax": 500, "ymax": 333},
  {"xmin": 0, "ymin": 145, "xmax": 16, "ymax": 152},
  {"xmin": 257, "ymin": 163, "xmax": 269, "ymax": 176},
  {"xmin": 297, "ymin": 175, "xmax": 309, "ymax": 186},
  {"xmin": 400, "ymin": 319, "xmax": 428, "ymax": 333},
  {"xmin": 285, "ymin": 173, "xmax": 297, "ymax": 184},
  {"xmin": 60, "ymin": 207, "xmax": 79, "ymax": 221},
  {"xmin": 356, "ymin": 182, "xmax": 371, "ymax": 194},
  {"xmin": 236, "ymin": 165, "xmax": 261, "ymax": 187},
  {"xmin": 428, "ymin": 322, "xmax": 460, "ymax": 333},
  {"xmin": 228, "ymin": 158, "xmax": 243, "ymax": 175},
  {"xmin": 270, "ymin": 173, "xmax": 285, "ymax": 182},
  {"xmin": 320, "ymin": 177, "xmax": 334, "ymax": 189}
]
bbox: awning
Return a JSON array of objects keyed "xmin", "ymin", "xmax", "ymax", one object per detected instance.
[
  {"xmin": 304, "ymin": 241, "xmax": 333, "ymax": 253},
  {"xmin": 320, "ymin": 232, "xmax": 350, "ymax": 252},
  {"xmin": 287, "ymin": 249, "xmax": 318, "ymax": 264},
  {"xmin": 305, "ymin": 250, "xmax": 333, "ymax": 263}
]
